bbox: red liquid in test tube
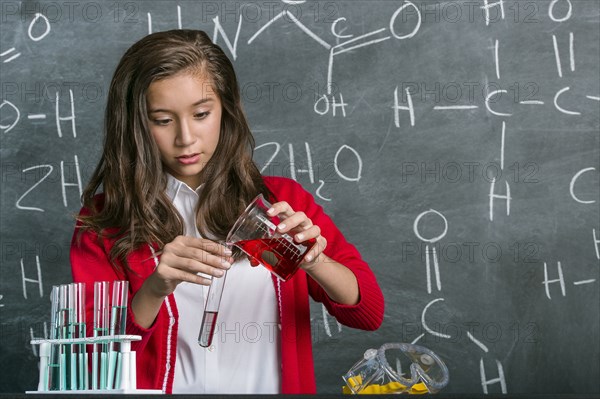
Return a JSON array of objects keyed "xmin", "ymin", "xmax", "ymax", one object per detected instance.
[
  {"xmin": 198, "ymin": 311, "xmax": 219, "ymax": 347},
  {"xmin": 198, "ymin": 244, "xmax": 230, "ymax": 348}
]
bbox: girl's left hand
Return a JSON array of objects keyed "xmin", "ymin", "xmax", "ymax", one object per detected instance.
[{"xmin": 265, "ymin": 201, "xmax": 327, "ymax": 269}]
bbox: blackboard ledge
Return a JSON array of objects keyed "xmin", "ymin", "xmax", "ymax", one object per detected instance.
[{"xmin": 7, "ymin": 392, "xmax": 600, "ymax": 399}]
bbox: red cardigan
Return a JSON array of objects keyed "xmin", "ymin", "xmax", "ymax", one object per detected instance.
[{"xmin": 70, "ymin": 176, "xmax": 384, "ymax": 394}]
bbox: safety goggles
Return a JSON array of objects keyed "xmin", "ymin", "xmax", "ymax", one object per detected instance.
[{"xmin": 342, "ymin": 343, "xmax": 449, "ymax": 394}]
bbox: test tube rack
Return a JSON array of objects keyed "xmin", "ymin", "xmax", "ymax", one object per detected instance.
[{"xmin": 27, "ymin": 335, "xmax": 162, "ymax": 395}]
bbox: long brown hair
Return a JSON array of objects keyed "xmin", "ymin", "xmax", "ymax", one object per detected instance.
[{"xmin": 79, "ymin": 29, "xmax": 269, "ymax": 270}]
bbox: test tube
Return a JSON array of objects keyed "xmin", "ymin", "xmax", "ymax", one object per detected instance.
[
  {"xmin": 110, "ymin": 281, "xmax": 128, "ymax": 336},
  {"xmin": 47, "ymin": 286, "xmax": 61, "ymax": 391},
  {"xmin": 58, "ymin": 284, "xmax": 71, "ymax": 390},
  {"xmin": 198, "ymin": 250, "xmax": 229, "ymax": 348},
  {"xmin": 93, "ymin": 281, "xmax": 109, "ymax": 390},
  {"xmin": 74, "ymin": 282, "xmax": 88, "ymax": 390},
  {"xmin": 107, "ymin": 280, "xmax": 128, "ymax": 389},
  {"xmin": 68, "ymin": 284, "xmax": 78, "ymax": 390}
]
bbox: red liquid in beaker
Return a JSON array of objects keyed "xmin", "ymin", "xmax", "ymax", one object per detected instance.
[{"xmin": 237, "ymin": 237, "xmax": 316, "ymax": 281}]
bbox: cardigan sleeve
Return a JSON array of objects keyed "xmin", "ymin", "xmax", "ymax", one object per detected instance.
[
  {"xmin": 264, "ymin": 177, "xmax": 385, "ymax": 331},
  {"xmin": 70, "ymin": 205, "xmax": 159, "ymax": 353}
]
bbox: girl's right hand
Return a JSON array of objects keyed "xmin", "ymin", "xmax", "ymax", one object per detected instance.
[{"xmin": 145, "ymin": 235, "xmax": 233, "ymax": 298}]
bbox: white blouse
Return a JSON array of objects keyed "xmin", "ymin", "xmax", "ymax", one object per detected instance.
[{"xmin": 165, "ymin": 174, "xmax": 281, "ymax": 394}]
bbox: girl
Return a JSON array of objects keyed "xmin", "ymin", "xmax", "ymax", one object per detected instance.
[{"xmin": 71, "ymin": 29, "xmax": 384, "ymax": 394}]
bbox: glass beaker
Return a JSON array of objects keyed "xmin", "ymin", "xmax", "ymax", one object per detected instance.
[{"xmin": 226, "ymin": 194, "xmax": 316, "ymax": 281}]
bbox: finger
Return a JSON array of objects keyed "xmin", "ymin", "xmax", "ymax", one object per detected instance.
[
  {"xmin": 266, "ymin": 201, "xmax": 295, "ymax": 219},
  {"xmin": 293, "ymin": 225, "xmax": 321, "ymax": 243},
  {"xmin": 160, "ymin": 251, "xmax": 229, "ymax": 278},
  {"xmin": 177, "ymin": 247, "xmax": 233, "ymax": 271},
  {"xmin": 303, "ymin": 236, "xmax": 327, "ymax": 264},
  {"xmin": 166, "ymin": 239, "xmax": 232, "ymax": 269},
  {"xmin": 160, "ymin": 245, "xmax": 230, "ymax": 277},
  {"xmin": 265, "ymin": 202, "xmax": 316, "ymax": 235},
  {"xmin": 158, "ymin": 261, "xmax": 213, "ymax": 286},
  {"xmin": 276, "ymin": 211, "xmax": 313, "ymax": 234},
  {"xmin": 220, "ymin": 243, "xmax": 234, "ymax": 257},
  {"xmin": 182, "ymin": 237, "xmax": 233, "ymax": 257},
  {"xmin": 184, "ymin": 270, "xmax": 213, "ymax": 286}
]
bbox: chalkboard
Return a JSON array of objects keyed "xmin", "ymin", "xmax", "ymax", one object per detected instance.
[{"xmin": 1, "ymin": 0, "xmax": 599, "ymax": 395}]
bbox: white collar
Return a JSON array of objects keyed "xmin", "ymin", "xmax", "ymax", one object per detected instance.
[{"xmin": 165, "ymin": 173, "xmax": 203, "ymax": 201}]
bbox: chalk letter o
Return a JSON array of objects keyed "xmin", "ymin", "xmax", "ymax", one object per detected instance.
[
  {"xmin": 390, "ymin": 1, "xmax": 421, "ymax": 40},
  {"xmin": 334, "ymin": 145, "xmax": 362, "ymax": 182},
  {"xmin": 28, "ymin": 13, "xmax": 51, "ymax": 41},
  {"xmin": 414, "ymin": 209, "xmax": 448, "ymax": 244},
  {"xmin": 0, "ymin": 100, "xmax": 20, "ymax": 133},
  {"xmin": 549, "ymin": 0, "xmax": 572, "ymax": 22}
]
